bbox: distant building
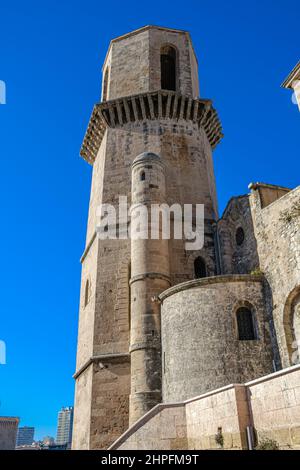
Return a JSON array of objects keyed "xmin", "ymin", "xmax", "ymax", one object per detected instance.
[
  {"xmin": 56, "ymin": 406, "xmax": 73, "ymax": 448},
  {"xmin": 41, "ymin": 443, "xmax": 67, "ymax": 451},
  {"xmin": 15, "ymin": 443, "xmax": 40, "ymax": 450},
  {"xmin": 42, "ymin": 435, "xmax": 55, "ymax": 446},
  {"xmin": 282, "ymin": 60, "xmax": 300, "ymax": 110},
  {"xmin": 16, "ymin": 426, "xmax": 35, "ymax": 446},
  {"xmin": 0, "ymin": 417, "xmax": 19, "ymax": 450}
]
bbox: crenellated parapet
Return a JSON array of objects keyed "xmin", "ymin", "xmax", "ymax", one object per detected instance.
[{"xmin": 80, "ymin": 90, "xmax": 223, "ymax": 164}]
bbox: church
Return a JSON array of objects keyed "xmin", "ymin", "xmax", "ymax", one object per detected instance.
[{"xmin": 72, "ymin": 26, "xmax": 300, "ymax": 450}]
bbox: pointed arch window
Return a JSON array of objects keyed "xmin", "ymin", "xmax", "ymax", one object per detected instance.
[
  {"xmin": 160, "ymin": 45, "xmax": 177, "ymax": 91},
  {"xmin": 236, "ymin": 307, "xmax": 256, "ymax": 340},
  {"xmin": 194, "ymin": 256, "xmax": 207, "ymax": 279}
]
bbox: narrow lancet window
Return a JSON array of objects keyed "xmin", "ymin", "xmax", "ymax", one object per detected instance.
[
  {"xmin": 237, "ymin": 307, "xmax": 256, "ymax": 340},
  {"xmin": 161, "ymin": 45, "xmax": 177, "ymax": 91},
  {"xmin": 194, "ymin": 257, "xmax": 207, "ymax": 279},
  {"xmin": 84, "ymin": 279, "xmax": 91, "ymax": 307}
]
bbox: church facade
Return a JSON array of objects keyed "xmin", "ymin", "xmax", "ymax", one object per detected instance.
[{"xmin": 72, "ymin": 26, "xmax": 300, "ymax": 450}]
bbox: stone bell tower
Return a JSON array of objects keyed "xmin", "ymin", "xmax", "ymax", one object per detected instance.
[{"xmin": 72, "ymin": 25, "xmax": 223, "ymax": 449}]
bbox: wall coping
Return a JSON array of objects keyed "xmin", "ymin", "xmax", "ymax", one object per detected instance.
[
  {"xmin": 158, "ymin": 274, "xmax": 264, "ymax": 302},
  {"xmin": 245, "ymin": 363, "xmax": 300, "ymax": 387},
  {"xmin": 248, "ymin": 182, "xmax": 292, "ymax": 192},
  {"xmin": 258, "ymin": 184, "xmax": 300, "ymax": 213}
]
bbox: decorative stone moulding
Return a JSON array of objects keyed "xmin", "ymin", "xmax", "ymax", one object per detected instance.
[{"xmin": 80, "ymin": 90, "xmax": 224, "ymax": 164}]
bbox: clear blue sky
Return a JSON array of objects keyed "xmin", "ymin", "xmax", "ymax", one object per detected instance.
[{"xmin": 0, "ymin": 0, "xmax": 299, "ymax": 440}]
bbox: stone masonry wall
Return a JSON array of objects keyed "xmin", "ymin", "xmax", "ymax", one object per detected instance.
[
  {"xmin": 248, "ymin": 365, "xmax": 300, "ymax": 449},
  {"xmin": 111, "ymin": 405, "xmax": 187, "ymax": 450},
  {"xmin": 218, "ymin": 195, "xmax": 259, "ymax": 275},
  {"xmin": 107, "ymin": 29, "xmax": 150, "ymax": 100},
  {"xmin": 250, "ymin": 185, "xmax": 300, "ymax": 368},
  {"xmin": 110, "ymin": 365, "xmax": 300, "ymax": 450},
  {"xmin": 90, "ymin": 359, "xmax": 130, "ymax": 449},
  {"xmin": 160, "ymin": 275, "xmax": 274, "ymax": 403},
  {"xmin": 72, "ymin": 366, "xmax": 93, "ymax": 449},
  {"xmin": 185, "ymin": 385, "xmax": 249, "ymax": 449}
]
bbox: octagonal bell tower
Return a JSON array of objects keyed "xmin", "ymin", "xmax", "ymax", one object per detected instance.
[
  {"xmin": 101, "ymin": 26, "xmax": 200, "ymax": 101},
  {"xmin": 73, "ymin": 25, "xmax": 223, "ymax": 449}
]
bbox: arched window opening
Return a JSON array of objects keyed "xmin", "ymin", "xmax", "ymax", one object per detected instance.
[
  {"xmin": 292, "ymin": 300, "xmax": 300, "ymax": 364},
  {"xmin": 194, "ymin": 257, "xmax": 207, "ymax": 279},
  {"xmin": 284, "ymin": 288, "xmax": 300, "ymax": 365},
  {"xmin": 160, "ymin": 45, "xmax": 177, "ymax": 91},
  {"xmin": 102, "ymin": 68, "xmax": 109, "ymax": 101},
  {"xmin": 84, "ymin": 279, "xmax": 91, "ymax": 307},
  {"xmin": 140, "ymin": 171, "xmax": 146, "ymax": 181},
  {"xmin": 236, "ymin": 227, "xmax": 245, "ymax": 246},
  {"xmin": 236, "ymin": 307, "xmax": 256, "ymax": 340}
]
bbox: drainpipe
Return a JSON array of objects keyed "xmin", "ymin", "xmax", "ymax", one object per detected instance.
[{"xmin": 213, "ymin": 221, "xmax": 223, "ymax": 275}]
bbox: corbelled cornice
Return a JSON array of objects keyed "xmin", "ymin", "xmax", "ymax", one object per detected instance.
[{"xmin": 80, "ymin": 90, "xmax": 223, "ymax": 164}]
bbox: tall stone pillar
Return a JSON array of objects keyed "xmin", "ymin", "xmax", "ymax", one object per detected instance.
[{"xmin": 129, "ymin": 152, "xmax": 170, "ymax": 424}]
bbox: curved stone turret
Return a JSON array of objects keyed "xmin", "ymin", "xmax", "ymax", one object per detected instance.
[
  {"xmin": 160, "ymin": 275, "xmax": 274, "ymax": 402},
  {"xmin": 129, "ymin": 152, "xmax": 170, "ymax": 423}
]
